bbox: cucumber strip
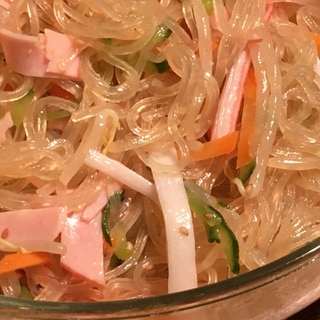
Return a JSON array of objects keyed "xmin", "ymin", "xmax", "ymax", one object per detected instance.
[
  {"xmin": 46, "ymin": 109, "xmax": 71, "ymax": 121},
  {"xmin": 20, "ymin": 285, "xmax": 34, "ymax": 300},
  {"xmin": 239, "ymin": 159, "xmax": 256, "ymax": 183},
  {"xmin": 153, "ymin": 60, "xmax": 170, "ymax": 73},
  {"xmin": 185, "ymin": 183, "xmax": 240, "ymax": 274},
  {"xmin": 101, "ymin": 190, "xmax": 125, "ymax": 247},
  {"xmin": 152, "ymin": 24, "xmax": 172, "ymax": 43},
  {"xmin": 202, "ymin": 0, "xmax": 213, "ymax": 15},
  {"xmin": 10, "ymin": 89, "xmax": 34, "ymax": 126},
  {"xmin": 113, "ymin": 242, "xmax": 132, "ymax": 260},
  {"xmin": 101, "ymin": 190, "xmax": 132, "ymax": 260},
  {"xmin": 107, "ymin": 254, "xmax": 122, "ymax": 271}
]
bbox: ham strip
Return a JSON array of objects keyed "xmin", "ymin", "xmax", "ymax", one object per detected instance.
[
  {"xmin": 61, "ymin": 183, "xmax": 126, "ymax": 285},
  {"xmin": 44, "ymin": 29, "xmax": 82, "ymax": 79},
  {"xmin": 60, "ymin": 189, "xmax": 109, "ymax": 287},
  {"xmin": 211, "ymin": 49, "xmax": 251, "ymax": 139},
  {"xmin": 0, "ymin": 0, "xmax": 10, "ymax": 10},
  {"xmin": 0, "ymin": 207, "xmax": 66, "ymax": 244},
  {"xmin": 81, "ymin": 180, "xmax": 123, "ymax": 222},
  {"xmin": 81, "ymin": 190, "xmax": 108, "ymax": 222},
  {"xmin": 60, "ymin": 211, "xmax": 105, "ymax": 286},
  {"xmin": 0, "ymin": 29, "xmax": 82, "ymax": 80},
  {"xmin": 211, "ymin": 3, "xmax": 274, "ymax": 140}
]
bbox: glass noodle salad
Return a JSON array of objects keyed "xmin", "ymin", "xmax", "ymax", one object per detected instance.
[{"xmin": 0, "ymin": 0, "xmax": 319, "ymax": 302}]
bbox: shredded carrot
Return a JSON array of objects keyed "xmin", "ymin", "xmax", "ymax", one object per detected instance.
[
  {"xmin": 236, "ymin": 66, "xmax": 256, "ymax": 168},
  {"xmin": 311, "ymin": 33, "xmax": 320, "ymax": 56},
  {"xmin": 211, "ymin": 33, "xmax": 220, "ymax": 54},
  {"xmin": 190, "ymin": 131, "xmax": 239, "ymax": 161},
  {"xmin": 103, "ymin": 237, "xmax": 116, "ymax": 253},
  {"xmin": 0, "ymin": 252, "xmax": 50, "ymax": 275}
]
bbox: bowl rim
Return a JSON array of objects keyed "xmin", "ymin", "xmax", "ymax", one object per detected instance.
[{"xmin": 1, "ymin": 237, "xmax": 320, "ymax": 314}]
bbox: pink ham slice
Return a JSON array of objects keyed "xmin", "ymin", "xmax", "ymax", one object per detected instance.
[
  {"xmin": 0, "ymin": 29, "xmax": 47, "ymax": 77},
  {"xmin": 0, "ymin": 28, "xmax": 82, "ymax": 80},
  {"xmin": 81, "ymin": 182, "xmax": 123, "ymax": 222},
  {"xmin": 0, "ymin": 207, "xmax": 66, "ymax": 243},
  {"xmin": 0, "ymin": 0, "xmax": 10, "ymax": 10},
  {"xmin": 60, "ymin": 211, "xmax": 105, "ymax": 286},
  {"xmin": 81, "ymin": 190, "xmax": 108, "ymax": 222},
  {"xmin": 44, "ymin": 29, "xmax": 82, "ymax": 79},
  {"xmin": 61, "ymin": 187, "xmax": 126, "ymax": 285}
]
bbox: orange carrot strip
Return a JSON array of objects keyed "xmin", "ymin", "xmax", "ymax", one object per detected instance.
[
  {"xmin": 211, "ymin": 33, "xmax": 219, "ymax": 54},
  {"xmin": 103, "ymin": 237, "xmax": 116, "ymax": 253},
  {"xmin": 311, "ymin": 33, "xmax": 320, "ymax": 56},
  {"xmin": 0, "ymin": 252, "xmax": 50, "ymax": 274},
  {"xmin": 236, "ymin": 66, "xmax": 257, "ymax": 168},
  {"xmin": 190, "ymin": 131, "xmax": 239, "ymax": 161}
]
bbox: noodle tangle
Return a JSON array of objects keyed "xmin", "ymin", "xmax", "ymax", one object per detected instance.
[{"xmin": 0, "ymin": 0, "xmax": 318, "ymax": 302}]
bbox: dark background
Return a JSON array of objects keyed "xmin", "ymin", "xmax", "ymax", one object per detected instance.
[{"xmin": 288, "ymin": 300, "xmax": 320, "ymax": 320}]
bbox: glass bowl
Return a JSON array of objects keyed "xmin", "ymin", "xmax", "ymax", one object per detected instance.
[{"xmin": 0, "ymin": 237, "xmax": 319, "ymax": 320}]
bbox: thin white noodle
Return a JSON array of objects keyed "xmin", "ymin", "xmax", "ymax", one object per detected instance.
[
  {"xmin": 191, "ymin": 0, "xmax": 212, "ymax": 77},
  {"xmin": 247, "ymin": 25, "xmax": 283, "ymax": 198},
  {"xmin": 0, "ymin": 0, "xmax": 319, "ymax": 302},
  {"xmin": 11, "ymin": 240, "xmax": 66, "ymax": 255},
  {"xmin": 0, "ymin": 76, "xmax": 33, "ymax": 102},
  {"xmin": 60, "ymin": 108, "xmax": 118, "ymax": 185},
  {"xmin": 26, "ymin": 0, "xmax": 40, "ymax": 36},
  {"xmin": 85, "ymin": 149, "xmax": 159, "ymax": 204}
]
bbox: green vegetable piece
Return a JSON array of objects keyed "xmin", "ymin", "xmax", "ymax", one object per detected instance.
[
  {"xmin": 204, "ymin": 223, "xmax": 220, "ymax": 243},
  {"xmin": 217, "ymin": 201, "xmax": 229, "ymax": 209},
  {"xmin": 185, "ymin": 183, "xmax": 240, "ymax": 274},
  {"xmin": 46, "ymin": 110, "xmax": 71, "ymax": 121},
  {"xmin": 118, "ymin": 52, "xmax": 139, "ymax": 67},
  {"xmin": 10, "ymin": 89, "xmax": 34, "ymax": 126},
  {"xmin": 202, "ymin": 0, "xmax": 213, "ymax": 15},
  {"xmin": 145, "ymin": 60, "xmax": 170, "ymax": 74},
  {"xmin": 20, "ymin": 285, "xmax": 34, "ymax": 300},
  {"xmin": 113, "ymin": 243, "xmax": 132, "ymax": 260},
  {"xmin": 102, "ymin": 38, "xmax": 112, "ymax": 45},
  {"xmin": 101, "ymin": 190, "xmax": 132, "ymax": 260},
  {"xmin": 152, "ymin": 24, "xmax": 172, "ymax": 43},
  {"xmin": 144, "ymin": 61, "xmax": 157, "ymax": 74},
  {"xmin": 217, "ymin": 223, "xmax": 240, "ymax": 274},
  {"xmin": 101, "ymin": 190, "xmax": 125, "ymax": 247},
  {"xmin": 239, "ymin": 159, "xmax": 256, "ymax": 184},
  {"xmin": 107, "ymin": 254, "xmax": 122, "ymax": 271},
  {"xmin": 153, "ymin": 60, "xmax": 170, "ymax": 73}
]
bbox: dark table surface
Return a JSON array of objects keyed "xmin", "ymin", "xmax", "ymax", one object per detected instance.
[{"xmin": 288, "ymin": 300, "xmax": 320, "ymax": 320}]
